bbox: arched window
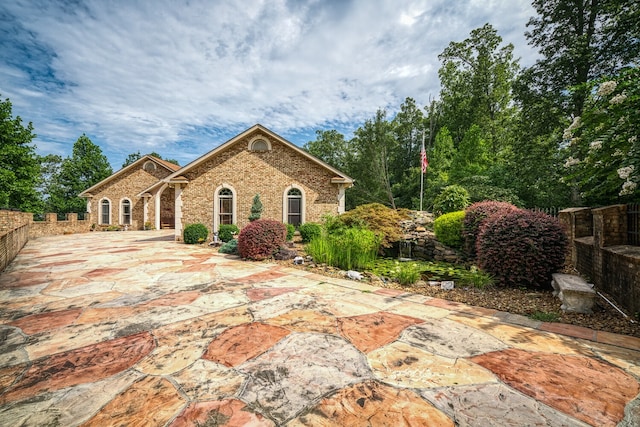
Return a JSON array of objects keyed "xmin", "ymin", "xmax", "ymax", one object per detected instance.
[
  {"xmin": 100, "ymin": 199, "xmax": 111, "ymax": 225},
  {"xmin": 219, "ymin": 188, "xmax": 233, "ymax": 225},
  {"xmin": 286, "ymin": 188, "xmax": 302, "ymax": 226},
  {"xmin": 121, "ymin": 199, "xmax": 131, "ymax": 225},
  {"xmin": 143, "ymin": 161, "xmax": 156, "ymax": 172},
  {"xmin": 248, "ymin": 137, "xmax": 272, "ymax": 151}
]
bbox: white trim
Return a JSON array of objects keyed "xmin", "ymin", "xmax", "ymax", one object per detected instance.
[
  {"xmin": 120, "ymin": 198, "xmax": 132, "ymax": 225},
  {"xmin": 174, "ymin": 184, "xmax": 183, "ymax": 240},
  {"xmin": 155, "ymin": 183, "xmax": 167, "ymax": 231},
  {"xmin": 248, "ymin": 135, "xmax": 272, "ymax": 151},
  {"xmin": 214, "ymin": 184, "xmax": 237, "ymax": 232},
  {"xmin": 282, "ymin": 185, "xmax": 305, "ymax": 225},
  {"xmin": 99, "ymin": 197, "xmax": 112, "ymax": 225}
]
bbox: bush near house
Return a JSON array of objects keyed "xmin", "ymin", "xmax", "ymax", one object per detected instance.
[
  {"xmin": 299, "ymin": 222, "xmax": 322, "ymax": 243},
  {"xmin": 218, "ymin": 224, "xmax": 239, "ymax": 242},
  {"xmin": 433, "ymin": 210, "xmax": 465, "ymax": 249},
  {"xmin": 238, "ymin": 219, "xmax": 287, "ymax": 260},
  {"xmin": 476, "ymin": 209, "xmax": 567, "ymax": 289},
  {"xmin": 462, "ymin": 201, "xmax": 519, "ymax": 259},
  {"xmin": 183, "ymin": 223, "xmax": 209, "ymax": 244},
  {"xmin": 218, "ymin": 239, "xmax": 238, "ymax": 255},
  {"xmin": 286, "ymin": 223, "xmax": 295, "ymax": 241},
  {"xmin": 305, "ymin": 226, "xmax": 380, "ymax": 271}
]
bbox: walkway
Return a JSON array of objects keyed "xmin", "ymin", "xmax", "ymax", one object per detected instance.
[{"xmin": 0, "ymin": 231, "xmax": 639, "ymax": 426}]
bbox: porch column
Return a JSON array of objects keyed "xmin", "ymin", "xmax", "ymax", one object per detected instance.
[
  {"xmin": 337, "ymin": 185, "xmax": 346, "ymax": 214},
  {"xmin": 174, "ymin": 183, "xmax": 183, "ymax": 240},
  {"xmin": 154, "ymin": 187, "xmax": 163, "ymax": 231}
]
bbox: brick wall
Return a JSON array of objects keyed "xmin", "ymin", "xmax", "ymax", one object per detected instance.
[
  {"xmin": 87, "ymin": 163, "xmax": 173, "ymax": 230},
  {"xmin": 180, "ymin": 134, "xmax": 341, "ymax": 236},
  {"xmin": 0, "ymin": 210, "xmax": 31, "ymax": 272},
  {"xmin": 561, "ymin": 205, "xmax": 640, "ymax": 315},
  {"xmin": 29, "ymin": 213, "xmax": 94, "ymax": 238}
]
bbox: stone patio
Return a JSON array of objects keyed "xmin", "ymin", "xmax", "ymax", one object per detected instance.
[{"xmin": 0, "ymin": 230, "xmax": 639, "ymax": 426}]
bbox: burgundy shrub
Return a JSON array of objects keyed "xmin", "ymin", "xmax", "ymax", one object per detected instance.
[
  {"xmin": 462, "ymin": 201, "xmax": 519, "ymax": 259},
  {"xmin": 237, "ymin": 219, "xmax": 287, "ymax": 260}
]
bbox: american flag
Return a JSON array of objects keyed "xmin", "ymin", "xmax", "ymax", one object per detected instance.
[{"xmin": 420, "ymin": 147, "xmax": 428, "ymax": 173}]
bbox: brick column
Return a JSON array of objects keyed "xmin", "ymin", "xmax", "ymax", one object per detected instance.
[
  {"xmin": 559, "ymin": 207, "xmax": 592, "ymax": 267},
  {"xmin": 592, "ymin": 204, "xmax": 627, "ymax": 286}
]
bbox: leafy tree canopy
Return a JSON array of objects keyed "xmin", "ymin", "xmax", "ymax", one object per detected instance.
[
  {"xmin": 0, "ymin": 96, "xmax": 40, "ymax": 212},
  {"xmin": 122, "ymin": 151, "xmax": 179, "ymax": 168}
]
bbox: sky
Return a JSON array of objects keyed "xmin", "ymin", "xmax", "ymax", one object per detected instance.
[{"xmin": 1, "ymin": 0, "xmax": 538, "ymax": 170}]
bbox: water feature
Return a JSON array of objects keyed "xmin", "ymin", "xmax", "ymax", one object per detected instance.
[{"xmin": 398, "ymin": 240, "xmax": 413, "ymax": 261}]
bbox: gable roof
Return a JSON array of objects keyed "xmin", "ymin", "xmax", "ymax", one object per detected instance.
[
  {"xmin": 79, "ymin": 155, "xmax": 181, "ymax": 197},
  {"xmin": 165, "ymin": 124, "xmax": 354, "ymax": 184}
]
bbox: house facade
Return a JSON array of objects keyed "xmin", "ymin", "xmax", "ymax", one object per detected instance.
[
  {"xmin": 80, "ymin": 125, "xmax": 353, "ymax": 241},
  {"xmin": 79, "ymin": 156, "xmax": 180, "ymax": 230}
]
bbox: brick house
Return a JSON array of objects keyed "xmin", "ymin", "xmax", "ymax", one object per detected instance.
[{"xmin": 80, "ymin": 124, "xmax": 354, "ymax": 240}]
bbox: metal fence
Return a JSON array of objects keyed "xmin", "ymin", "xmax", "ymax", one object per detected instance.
[
  {"xmin": 529, "ymin": 206, "xmax": 561, "ymax": 217},
  {"xmin": 628, "ymin": 203, "xmax": 640, "ymax": 246}
]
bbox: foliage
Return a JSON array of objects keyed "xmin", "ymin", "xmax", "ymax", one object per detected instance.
[
  {"xmin": 393, "ymin": 261, "xmax": 421, "ymax": 286},
  {"xmin": 370, "ymin": 259, "xmax": 493, "ymax": 289},
  {"xmin": 305, "ymin": 227, "xmax": 380, "ymax": 271},
  {"xmin": 217, "ymin": 224, "xmax": 239, "ymax": 242},
  {"xmin": 524, "ymin": 0, "xmax": 639, "ymax": 118},
  {"xmin": 432, "ymin": 185, "xmax": 470, "ymax": 216},
  {"xmin": 433, "ymin": 210, "xmax": 465, "ymax": 248},
  {"xmin": 122, "ymin": 151, "xmax": 179, "ymax": 168},
  {"xmin": 237, "ymin": 219, "xmax": 286, "ymax": 260},
  {"xmin": 0, "ymin": 96, "xmax": 40, "ymax": 212},
  {"xmin": 248, "ymin": 194, "xmax": 263, "ymax": 222},
  {"xmin": 462, "ymin": 201, "xmax": 519, "ymax": 259},
  {"xmin": 562, "ymin": 67, "xmax": 639, "ymax": 204},
  {"xmin": 460, "ymin": 175, "xmax": 523, "ymax": 206},
  {"xmin": 450, "ymin": 125, "xmax": 490, "ymax": 182},
  {"xmin": 183, "ymin": 223, "xmax": 209, "ymax": 244},
  {"xmin": 303, "ymin": 130, "xmax": 349, "ymax": 171},
  {"xmin": 144, "ymin": 221, "xmax": 154, "ymax": 230},
  {"xmin": 438, "ymin": 23, "xmax": 518, "ymax": 157},
  {"xmin": 476, "ymin": 209, "xmax": 568, "ymax": 289},
  {"xmin": 218, "ymin": 239, "xmax": 239, "ymax": 255},
  {"xmin": 346, "ymin": 109, "xmax": 397, "ymax": 208},
  {"xmin": 340, "ymin": 203, "xmax": 410, "ymax": 248},
  {"xmin": 298, "ymin": 222, "xmax": 322, "ymax": 243},
  {"xmin": 529, "ymin": 311, "xmax": 560, "ymax": 322},
  {"xmin": 286, "ymin": 223, "xmax": 295, "ymax": 241},
  {"xmin": 47, "ymin": 134, "xmax": 113, "ymax": 214}
]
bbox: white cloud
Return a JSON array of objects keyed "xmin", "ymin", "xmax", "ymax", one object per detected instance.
[{"xmin": 0, "ymin": 0, "xmax": 537, "ymax": 168}]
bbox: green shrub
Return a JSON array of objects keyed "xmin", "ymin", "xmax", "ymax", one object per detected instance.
[
  {"xmin": 238, "ymin": 219, "xmax": 287, "ymax": 260},
  {"xmin": 248, "ymin": 194, "xmax": 263, "ymax": 222},
  {"xmin": 462, "ymin": 201, "xmax": 519, "ymax": 259},
  {"xmin": 432, "ymin": 185, "xmax": 470, "ymax": 216},
  {"xmin": 218, "ymin": 224, "xmax": 239, "ymax": 242},
  {"xmin": 299, "ymin": 222, "xmax": 322, "ymax": 243},
  {"xmin": 433, "ymin": 210, "xmax": 465, "ymax": 248},
  {"xmin": 306, "ymin": 227, "xmax": 380, "ymax": 270},
  {"xmin": 286, "ymin": 223, "xmax": 295, "ymax": 241},
  {"xmin": 218, "ymin": 239, "xmax": 238, "ymax": 255},
  {"xmin": 476, "ymin": 209, "xmax": 568, "ymax": 289},
  {"xmin": 394, "ymin": 262, "xmax": 421, "ymax": 286},
  {"xmin": 183, "ymin": 223, "xmax": 209, "ymax": 244},
  {"xmin": 339, "ymin": 203, "xmax": 410, "ymax": 248}
]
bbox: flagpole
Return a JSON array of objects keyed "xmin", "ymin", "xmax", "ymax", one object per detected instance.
[{"xmin": 420, "ymin": 131, "xmax": 425, "ymax": 212}]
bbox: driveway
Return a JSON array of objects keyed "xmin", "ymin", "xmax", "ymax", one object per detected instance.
[{"xmin": 0, "ymin": 230, "xmax": 639, "ymax": 426}]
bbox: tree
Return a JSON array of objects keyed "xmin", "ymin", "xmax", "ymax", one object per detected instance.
[
  {"xmin": 38, "ymin": 154, "xmax": 63, "ymax": 213},
  {"xmin": 437, "ymin": 23, "xmax": 519, "ymax": 156},
  {"xmin": 524, "ymin": 0, "xmax": 640, "ymax": 118},
  {"xmin": 122, "ymin": 151, "xmax": 179, "ymax": 168},
  {"xmin": 48, "ymin": 134, "xmax": 113, "ymax": 214},
  {"xmin": 347, "ymin": 109, "xmax": 397, "ymax": 208},
  {"xmin": 0, "ymin": 96, "xmax": 41, "ymax": 212},
  {"xmin": 450, "ymin": 124, "xmax": 490, "ymax": 182},
  {"xmin": 563, "ymin": 67, "xmax": 640, "ymax": 205},
  {"xmin": 303, "ymin": 130, "xmax": 349, "ymax": 171},
  {"xmin": 248, "ymin": 194, "xmax": 263, "ymax": 222}
]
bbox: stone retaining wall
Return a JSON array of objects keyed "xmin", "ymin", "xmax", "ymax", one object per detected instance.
[{"xmin": 394, "ymin": 211, "xmax": 462, "ymax": 264}]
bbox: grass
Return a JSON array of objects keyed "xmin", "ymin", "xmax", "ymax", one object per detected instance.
[
  {"xmin": 369, "ymin": 258, "xmax": 493, "ymax": 288},
  {"xmin": 529, "ymin": 311, "xmax": 560, "ymax": 322},
  {"xmin": 305, "ymin": 228, "xmax": 380, "ymax": 271}
]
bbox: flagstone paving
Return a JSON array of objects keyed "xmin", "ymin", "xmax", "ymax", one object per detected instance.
[{"xmin": 0, "ymin": 231, "xmax": 639, "ymax": 426}]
